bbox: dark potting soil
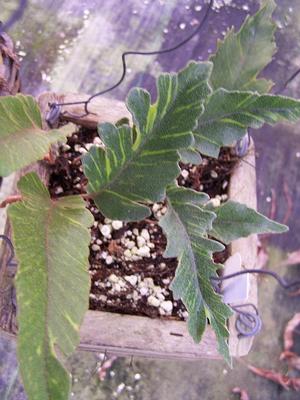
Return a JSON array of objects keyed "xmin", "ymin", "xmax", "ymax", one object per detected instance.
[{"xmin": 48, "ymin": 127, "xmax": 239, "ymax": 320}]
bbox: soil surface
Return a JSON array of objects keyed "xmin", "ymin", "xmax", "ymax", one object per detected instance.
[{"xmin": 48, "ymin": 127, "xmax": 238, "ymax": 320}]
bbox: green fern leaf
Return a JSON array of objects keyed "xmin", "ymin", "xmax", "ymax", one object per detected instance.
[
  {"xmin": 0, "ymin": 95, "xmax": 72, "ymax": 176},
  {"xmin": 159, "ymin": 185, "xmax": 232, "ymax": 365},
  {"xmin": 210, "ymin": 0, "xmax": 276, "ymax": 92},
  {"xmin": 8, "ymin": 173, "xmax": 93, "ymax": 400},
  {"xmin": 194, "ymin": 89, "xmax": 300, "ymax": 157},
  {"xmin": 82, "ymin": 62, "xmax": 212, "ymax": 221}
]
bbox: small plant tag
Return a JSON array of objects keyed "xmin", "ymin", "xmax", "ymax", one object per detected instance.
[{"xmin": 221, "ymin": 253, "xmax": 250, "ymax": 305}]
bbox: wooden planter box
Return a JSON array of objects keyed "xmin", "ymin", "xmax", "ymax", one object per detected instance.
[{"xmin": 0, "ymin": 94, "xmax": 258, "ymax": 360}]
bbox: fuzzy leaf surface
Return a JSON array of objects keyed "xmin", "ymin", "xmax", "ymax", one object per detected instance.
[
  {"xmin": 210, "ymin": 0, "xmax": 276, "ymax": 92},
  {"xmin": 159, "ymin": 185, "xmax": 232, "ymax": 364},
  {"xmin": 0, "ymin": 94, "xmax": 72, "ymax": 176},
  {"xmin": 8, "ymin": 173, "xmax": 93, "ymax": 400},
  {"xmin": 194, "ymin": 89, "xmax": 300, "ymax": 157},
  {"xmin": 82, "ymin": 62, "xmax": 212, "ymax": 221},
  {"xmin": 210, "ymin": 200, "xmax": 288, "ymax": 244}
]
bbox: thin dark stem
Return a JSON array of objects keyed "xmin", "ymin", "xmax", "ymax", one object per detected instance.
[
  {"xmin": 0, "ymin": 0, "xmax": 28, "ymax": 33},
  {"xmin": 52, "ymin": 0, "xmax": 213, "ymax": 115},
  {"xmin": 276, "ymin": 67, "xmax": 300, "ymax": 94},
  {"xmin": 211, "ymin": 268, "xmax": 300, "ymax": 291},
  {"xmin": 0, "ymin": 235, "xmax": 16, "ymax": 268}
]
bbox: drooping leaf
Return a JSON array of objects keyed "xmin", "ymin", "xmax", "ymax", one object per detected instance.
[
  {"xmin": 159, "ymin": 185, "xmax": 232, "ymax": 364},
  {"xmin": 248, "ymin": 365, "xmax": 300, "ymax": 391},
  {"xmin": 194, "ymin": 89, "xmax": 300, "ymax": 157},
  {"xmin": 82, "ymin": 61, "xmax": 212, "ymax": 221},
  {"xmin": 209, "ymin": 200, "xmax": 288, "ymax": 244},
  {"xmin": 8, "ymin": 173, "xmax": 93, "ymax": 400},
  {"xmin": 0, "ymin": 94, "xmax": 72, "ymax": 177},
  {"xmin": 210, "ymin": 0, "xmax": 276, "ymax": 93}
]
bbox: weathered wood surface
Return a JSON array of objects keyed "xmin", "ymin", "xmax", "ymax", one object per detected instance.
[
  {"xmin": 228, "ymin": 141, "xmax": 258, "ymax": 357},
  {"xmin": 79, "ymin": 311, "xmax": 221, "ymax": 360},
  {"xmin": 0, "ymin": 93, "xmax": 258, "ymax": 360}
]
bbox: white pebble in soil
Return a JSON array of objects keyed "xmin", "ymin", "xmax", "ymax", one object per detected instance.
[
  {"xmin": 124, "ymin": 249, "xmax": 132, "ymax": 258},
  {"xmin": 137, "ymin": 246, "xmax": 150, "ymax": 257},
  {"xmin": 105, "ymin": 255, "xmax": 114, "ymax": 265},
  {"xmin": 61, "ymin": 144, "xmax": 71, "ymax": 152},
  {"xmin": 139, "ymin": 287, "xmax": 149, "ymax": 296},
  {"xmin": 124, "ymin": 275, "xmax": 138, "ymax": 286},
  {"xmin": 100, "ymin": 224, "xmax": 112, "ymax": 237},
  {"xmin": 126, "ymin": 240, "xmax": 135, "ymax": 249},
  {"xmin": 210, "ymin": 170, "xmax": 218, "ymax": 179},
  {"xmin": 208, "ymin": 197, "xmax": 221, "ymax": 207},
  {"xmin": 137, "ymin": 236, "xmax": 146, "ymax": 248},
  {"xmin": 112, "ymin": 220, "xmax": 123, "ymax": 230},
  {"xmin": 85, "ymin": 143, "xmax": 94, "ymax": 151},
  {"xmin": 141, "ymin": 228, "xmax": 150, "ymax": 241},
  {"xmin": 222, "ymin": 180, "xmax": 228, "ymax": 190},
  {"xmin": 108, "ymin": 274, "xmax": 119, "ymax": 283},
  {"xmin": 221, "ymin": 194, "xmax": 228, "ymax": 202},
  {"xmin": 181, "ymin": 169, "xmax": 189, "ymax": 179},
  {"xmin": 93, "ymin": 137, "xmax": 104, "ymax": 146},
  {"xmin": 147, "ymin": 295, "xmax": 160, "ymax": 307},
  {"xmin": 161, "ymin": 206, "xmax": 167, "ymax": 215},
  {"xmin": 54, "ymin": 186, "xmax": 63, "ymax": 195},
  {"xmin": 152, "ymin": 203, "xmax": 161, "ymax": 212},
  {"xmin": 159, "ymin": 300, "xmax": 173, "ymax": 315}
]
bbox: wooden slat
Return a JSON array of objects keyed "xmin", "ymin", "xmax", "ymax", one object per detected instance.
[
  {"xmin": 79, "ymin": 311, "xmax": 220, "ymax": 360},
  {"xmin": 0, "ymin": 94, "xmax": 258, "ymax": 360},
  {"xmin": 38, "ymin": 92, "xmax": 131, "ymax": 129},
  {"xmin": 228, "ymin": 141, "xmax": 258, "ymax": 357}
]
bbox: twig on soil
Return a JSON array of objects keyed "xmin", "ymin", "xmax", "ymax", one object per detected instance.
[
  {"xmin": 0, "ymin": 195, "xmax": 22, "ymax": 208},
  {"xmin": 248, "ymin": 365, "xmax": 300, "ymax": 391},
  {"xmin": 282, "ymin": 313, "xmax": 300, "ymax": 353},
  {"xmin": 43, "ymin": 152, "xmax": 56, "ymax": 164}
]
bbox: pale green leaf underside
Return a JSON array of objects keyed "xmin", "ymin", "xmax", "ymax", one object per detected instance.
[
  {"xmin": 8, "ymin": 173, "xmax": 93, "ymax": 400},
  {"xmin": 194, "ymin": 89, "xmax": 300, "ymax": 157},
  {"xmin": 82, "ymin": 61, "xmax": 212, "ymax": 221},
  {"xmin": 210, "ymin": 0, "xmax": 276, "ymax": 93},
  {"xmin": 159, "ymin": 185, "xmax": 232, "ymax": 365},
  {"xmin": 0, "ymin": 94, "xmax": 72, "ymax": 177},
  {"xmin": 210, "ymin": 200, "xmax": 288, "ymax": 244},
  {"xmin": 178, "ymin": 147, "xmax": 202, "ymax": 165}
]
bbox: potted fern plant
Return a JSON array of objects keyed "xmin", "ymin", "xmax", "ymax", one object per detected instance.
[{"xmin": 0, "ymin": 1, "xmax": 298, "ymax": 399}]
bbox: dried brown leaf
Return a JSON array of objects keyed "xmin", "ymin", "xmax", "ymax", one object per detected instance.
[
  {"xmin": 98, "ymin": 356, "xmax": 117, "ymax": 381},
  {"xmin": 283, "ymin": 313, "xmax": 300, "ymax": 351},
  {"xmin": 283, "ymin": 250, "xmax": 300, "ymax": 267},
  {"xmin": 232, "ymin": 387, "xmax": 250, "ymax": 400},
  {"xmin": 248, "ymin": 365, "xmax": 300, "ymax": 391},
  {"xmin": 279, "ymin": 314, "xmax": 300, "ymax": 371},
  {"xmin": 280, "ymin": 351, "xmax": 300, "ymax": 371}
]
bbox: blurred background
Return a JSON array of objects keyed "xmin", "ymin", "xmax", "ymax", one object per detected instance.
[{"xmin": 0, "ymin": 0, "xmax": 300, "ymax": 398}]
